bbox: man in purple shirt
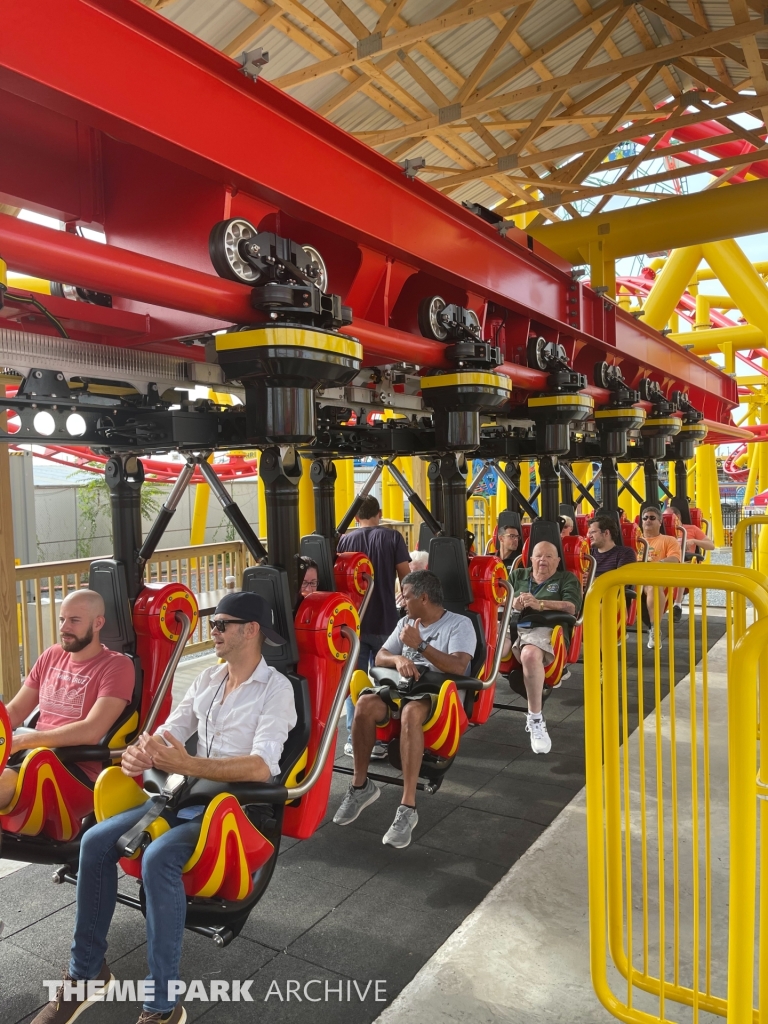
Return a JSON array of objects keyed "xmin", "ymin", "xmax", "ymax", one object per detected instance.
[
  {"xmin": 336, "ymin": 495, "xmax": 411, "ymax": 757},
  {"xmin": 587, "ymin": 515, "xmax": 637, "ymax": 575}
]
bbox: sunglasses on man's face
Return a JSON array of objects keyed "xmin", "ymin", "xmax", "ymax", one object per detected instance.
[
  {"xmin": 642, "ymin": 515, "xmax": 659, "ymax": 521},
  {"xmin": 209, "ymin": 618, "xmax": 249, "ymax": 633}
]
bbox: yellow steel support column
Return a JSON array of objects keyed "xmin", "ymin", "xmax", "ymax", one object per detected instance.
[
  {"xmin": 520, "ymin": 461, "xmax": 531, "ymax": 503},
  {"xmin": 695, "ymin": 445, "xmax": 709, "ymax": 526},
  {"xmin": 587, "ymin": 240, "xmax": 616, "ymax": 300},
  {"xmin": 190, "ymin": 483, "xmax": 209, "ymax": 545},
  {"xmin": 384, "ymin": 459, "xmax": 404, "ymax": 522},
  {"xmin": 0, "ymin": 445, "xmax": 20, "ymax": 699},
  {"xmin": 642, "ymin": 246, "xmax": 703, "ymax": 331},
  {"xmin": 706, "ymin": 445, "xmax": 724, "ymax": 548},
  {"xmin": 298, "ymin": 456, "xmax": 315, "ymax": 537},
  {"xmin": 694, "ymin": 293, "xmax": 710, "ymax": 330},
  {"xmin": 745, "ymin": 408, "xmax": 759, "ymax": 508},
  {"xmin": 496, "ymin": 467, "xmax": 508, "ymax": 515},
  {"xmin": 668, "ymin": 310, "xmax": 679, "ymax": 334},
  {"xmin": 701, "ymin": 240, "xmax": 768, "ymax": 339},
  {"xmin": 334, "ymin": 460, "xmax": 349, "ymax": 524},
  {"xmin": 759, "ymin": 431, "xmax": 768, "ymax": 562}
]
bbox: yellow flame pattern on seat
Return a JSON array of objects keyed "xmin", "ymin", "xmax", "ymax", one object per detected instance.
[{"xmin": 0, "ymin": 749, "xmax": 94, "ymax": 841}]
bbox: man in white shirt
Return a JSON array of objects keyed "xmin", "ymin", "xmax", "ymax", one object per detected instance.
[{"xmin": 32, "ymin": 593, "xmax": 296, "ymax": 1024}]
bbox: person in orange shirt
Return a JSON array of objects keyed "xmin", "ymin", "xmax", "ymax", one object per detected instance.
[{"xmin": 641, "ymin": 507, "xmax": 681, "ymax": 650}]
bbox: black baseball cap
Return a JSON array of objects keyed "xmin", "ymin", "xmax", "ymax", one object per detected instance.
[{"xmin": 214, "ymin": 592, "xmax": 287, "ymax": 646}]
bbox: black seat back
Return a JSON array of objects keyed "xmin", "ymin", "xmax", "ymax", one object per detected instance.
[
  {"xmin": 89, "ymin": 559, "xmax": 135, "ymax": 655},
  {"xmin": 418, "ymin": 521, "xmax": 436, "ymax": 552},
  {"xmin": 670, "ymin": 496, "xmax": 691, "ymax": 525},
  {"xmin": 427, "ymin": 536, "xmax": 486, "ymax": 677},
  {"xmin": 88, "ymin": 559, "xmax": 141, "ymax": 741},
  {"xmin": 497, "ymin": 510, "xmax": 521, "ymax": 534},
  {"xmin": 299, "ymin": 533, "xmax": 335, "ymax": 592},
  {"xmin": 559, "ymin": 503, "xmax": 576, "ymax": 526},
  {"xmin": 241, "ymin": 565, "xmax": 310, "ymax": 784},
  {"xmin": 528, "ymin": 519, "xmax": 565, "ymax": 566},
  {"xmin": 242, "ymin": 565, "xmax": 299, "ymax": 673}
]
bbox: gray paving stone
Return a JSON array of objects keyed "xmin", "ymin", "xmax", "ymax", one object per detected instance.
[
  {"xmin": 0, "ymin": 863, "xmax": 76, "ymax": 938},
  {"xmin": 240, "ymin": 869, "xmax": 351, "ymax": 951},
  {"xmin": 417, "ymin": 805, "xmax": 545, "ymax": 868},
  {"xmin": 199, "ymin": 952, "xmax": 374, "ymax": 1024}
]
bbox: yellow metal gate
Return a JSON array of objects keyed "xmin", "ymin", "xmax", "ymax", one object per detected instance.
[{"xmin": 583, "ymin": 564, "xmax": 768, "ymax": 1023}]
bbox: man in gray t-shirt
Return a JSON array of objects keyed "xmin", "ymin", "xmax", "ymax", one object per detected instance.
[{"xmin": 333, "ymin": 570, "xmax": 476, "ymax": 850}]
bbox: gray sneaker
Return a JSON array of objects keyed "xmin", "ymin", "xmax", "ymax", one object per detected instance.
[
  {"xmin": 333, "ymin": 779, "xmax": 380, "ymax": 825},
  {"xmin": 382, "ymin": 805, "xmax": 418, "ymax": 848}
]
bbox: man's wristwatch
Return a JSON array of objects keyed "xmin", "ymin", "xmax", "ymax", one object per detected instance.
[{"xmin": 417, "ymin": 639, "xmax": 429, "ymax": 654}]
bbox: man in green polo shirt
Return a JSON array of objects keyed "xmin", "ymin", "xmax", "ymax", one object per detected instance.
[{"xmin": 507, "ymin": 540, "xmax": 581, "ymax": 755}]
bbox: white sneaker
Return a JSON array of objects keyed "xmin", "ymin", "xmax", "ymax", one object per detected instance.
[
  {"xmin": 526, "ymin": 715, "xmax": 551, "ymax": 755},
  {"xmin": 343, "ymin": 740, "xmax": 354, "ymax": 757},
  {"xmin": 647, "ymin": 627, "xmax": 662, "ymax": 650}
]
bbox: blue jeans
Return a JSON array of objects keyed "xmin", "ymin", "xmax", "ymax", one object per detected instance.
[
  {"xmin": 70, "ymin": 800, "xmax": 200, "ymax": 1013},
  {"xmin": 345, "ymin": 633, "xmax": 389, "ymax": 731}
]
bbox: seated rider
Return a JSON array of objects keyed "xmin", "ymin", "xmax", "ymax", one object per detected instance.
[
  {"xmin": 560, "ymin": 515, "xmax": 574, "ymax": 538},
  {"xmin": 587, "ymin": 515, "xmax": 637, "ymax": 576},
  {"xmin": 333, "ymin": 570, "xmax": 475, "ymax": 850},
  {"xmin": 0, "ymin": 589, "xmax": 135, "ymax": 807},
  {"xmin": 505, "ymin": 541, "xmax": 582, "ymax": 756},
  {"xmin": 668, "ymin": 506, "xmax": 715, "ymax": 560},
  {"xmin": 641, "ymin": 506, "xmax": 681, "ymax": 651},
  {"xmin": 31, "ymin": 592, "xmax": 297, "ymax": 1024},
  {"xmin": 497, "ymin": 524, "xmax": 521, "ymax": 568}
]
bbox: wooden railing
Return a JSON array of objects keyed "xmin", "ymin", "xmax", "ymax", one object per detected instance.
[
  {"xmin": 12, "ymin": 517, "xmax": 491, "ymax": 681},
  {"xmin": 15, "ymin": 540, "xmax": 257, "ymax": 674}
]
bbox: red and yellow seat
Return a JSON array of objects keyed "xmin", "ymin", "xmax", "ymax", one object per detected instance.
[
  {"xmin": 349, "ymin": 670, "xmax": 469, "ymax": 759},
  {"xmin": 93, "ymin": 768, "xmax": 275, "ymax": 902}
]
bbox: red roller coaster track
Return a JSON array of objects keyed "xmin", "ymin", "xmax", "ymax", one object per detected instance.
[{"xmin": 0, "ymin": 0, "xmax": 740, "ymax": 429}]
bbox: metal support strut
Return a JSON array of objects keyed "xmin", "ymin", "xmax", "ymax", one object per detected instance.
[
  {"xmin": 538, "ymin": 456, "xmax": 561, "ymax": 523},
  {"xmin": 138, "ymin": 459, "xmax": 197, "ymax": 569},
  {"xmin": 440, "ymin": 453, "xmax": 469, "ymax": 547},
  {"xmin": 309, "ymin": 459, "xmax": 337, "ymax": 542},
  {"xmin": 259, "ymin": 446, "xmax": 301, "ymax": 602},
  {"xmin": 196, "ymin": 457, "xmax": 268, "ymax": 565},
  {"xmin": 383, "ymin": 459, "xmax": 442, "ymax": 537},
  {"xmin": 105, "ymin": 455, "xmax": 144, "ymax": 601}
]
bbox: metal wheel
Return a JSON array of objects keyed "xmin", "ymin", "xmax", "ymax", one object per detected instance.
[
  {"xmin": 527, "ymin": 335, "xmax": 550, "ymax": 370},
  {"xmin": 301, "ymin": 245, "xmax": 328, "ymax": 293},
  {"xmin": 208, "ymin": 218, "xmax": 260, "ymax": 283},
  {"xmin": 466, "ymin": 309, "xmax": 481, "ymax": 336},
  {"xmin": 594, "ymin": 361, "xmax": 613, "ymax": 389},
  {"xmin": 418, "ymin": 295, "xmax": 448, "ymax": 341}
]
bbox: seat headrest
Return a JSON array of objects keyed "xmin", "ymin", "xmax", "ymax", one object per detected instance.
[
  {"xmin": 418, "ymin": 521, "xmax": 436, "ymax": 552},
  {"xmin": 428, "ymin": 536, "xmax": 473, "ymax": 606},
  {"xmin": 559, "ymin": 503, "xmax": 576, "ymax": 524},
  {"xmin": 241, "ymin": 565, "xmax": 299, "ymax": 672},
  {"xmin": 299, "ymin": 533, "xmax": 335, "ymax": 592},
  {"xmin": 497, "ymin": 510, "xmax": 521, "ymax": 533},
  {"xmin": 528, "ymin": 520, "xmax": 565, "ymax": 566},
  {"xmin": 670, "ymin": 496, "xmax": 691, "ymax": 525},
  {"xmin": 88, "ymin": 559, "xmax": 135, "ymax": 655}
]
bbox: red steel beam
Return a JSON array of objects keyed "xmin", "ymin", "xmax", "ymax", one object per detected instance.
[{"xmin": 0, "ymin": 212, "xmax": 550, "ymax": 389}]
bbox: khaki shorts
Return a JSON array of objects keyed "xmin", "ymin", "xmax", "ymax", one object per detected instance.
[{"xmin": 510, "ymin": 626, "xmax": 555, "ymax": 666}]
